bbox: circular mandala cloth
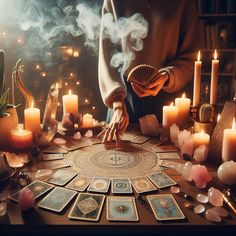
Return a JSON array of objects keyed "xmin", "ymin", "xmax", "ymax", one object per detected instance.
[{"xmin": 66, "ymin": 143, "xmax": 162, "ymax": 178}]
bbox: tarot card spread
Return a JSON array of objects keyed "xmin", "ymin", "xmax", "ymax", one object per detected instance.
[
  {"xmin": 130, "ymin": 176, "xmax": 156, "ymax": 194},
  {"xmin": 147, "ymin": 194, "xmax": 185, "ymax": 221},
  {"xmin": 10, "ymin": 180, "xmax": 54, "ymax": 202},
  {"xmin": 38, "ymin": 159, "xmax": 70, "ymax": 170},
  {"xmin": 66, "ymin": 175, "xmax": 92, "ymax": 192},
  {"xmin": 47, "ymin": 169, "xmax": 77, "ymax": 186},
  {"xmin": 38, "ymin": 187, "xmax": 77, "ymax": 212},
  {"xmin": 111, "ymin": 179, "xmax": 133, "ymax": 194},
  {"xmin": 69, "ymin": 193, "xmax": 105, "ymax": 221},
  {"xmin": 147, "ymin": 172, "xmax": 177, "ymax": 189},
  {"xmin": 107, "ymin": 196, "xmax": 139, "ymax": 221}
]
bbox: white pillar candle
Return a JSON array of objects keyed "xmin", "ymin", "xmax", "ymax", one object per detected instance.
[
  {"xmin": 222, "ymin": 118, "xmax": 236, "ymax": 162},
  {"xmin": 162, "ymin": 102, "xmax": 179, "ymax": 137},
  {"xmin": 83, "ymin": 113, "xmax": 93, "ymax": 128},
  {"xmin": 193, "ymin": 50, "xmax": 202, "ymax": 107},
  {"xmin": 24, "ymin": 102, "xmax": 41, "ymax": 136},
  {"xmin": 210, "ymin": 49, "xmax": 219, "ymax": 105},
  {"xmin": 175, "ymin": 93, "xmax": 191, "ymax": 128},
  {"xmin": 62, "ymin": 90, "xmax": 79, "ymax": 117},
  {"xmin": 193, "ymin": 130, "xmax": 210, "ymax": 149}
]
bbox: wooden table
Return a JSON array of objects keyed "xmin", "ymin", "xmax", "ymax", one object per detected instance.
[{"xmin": 1, "ymin": 126, "xmax": 236, "ymax": 236}]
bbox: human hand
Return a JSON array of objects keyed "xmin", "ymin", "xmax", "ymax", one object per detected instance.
[
  {"xmin": 131, "ymin": 72, "xmax": 169, "ymax": 97},
  {"xmin": 97, "ymin": 97, "xmax": 129, "ymax": 146}
]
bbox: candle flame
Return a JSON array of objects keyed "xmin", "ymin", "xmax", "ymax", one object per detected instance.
[
  {"xmin": 56, "ymin": 82, "xmax": 59, "ymax": 90},
  {"xmin": 182, "ymin": 93, "xmax": 186, "ymax": 99},
  {"xmin": 197, "ymin": 50, "xmax": 201, "ymax": 61},
  {"xmin": 31, "ymin": 101, "xmax": 34, "ymax": 108},
  {"xmin": 217, "ymin": 113, "xmax": 221, "ymax": 122},
  {"xmin": 232, "ymin": 118, "xmax": 236, "ymax": 130},
  {"xmin": 68, "ymin": 89, "xmax": 72, "ymax": 95},
  {"xmin": 214, "ymin": 49, "xmax": 218, "ymax": 60}
]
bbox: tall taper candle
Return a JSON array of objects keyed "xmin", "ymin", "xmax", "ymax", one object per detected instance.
[
  {"xmin": 193, "ymin": 50, "xmax": 202, "ymax": 107},
  {"xmin": 210, "ymin": 49, "xmax": 219, "ymax": 105}
]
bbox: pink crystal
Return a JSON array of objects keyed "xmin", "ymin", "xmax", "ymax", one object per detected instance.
[
  {"xmin": 170, "ymin": 124, "xmax": 180, "ymax": 146},
  {"xmin": 181, "ymin": 162, "xmax": 193, "ymax": 181},
  {"xmin": 208, "ymin": 187, "xmax": 223, "ymax": 207},
  {"xmin": 180, "ymin": 136, "xmax": 194, "ymax": 157},
  {"xmin": 73, "ymin": 132, "xmax": 82, "ymax": 140},
  {"xmin": 84, "ymin": 129, "xmax": 93, "ymax": 138},
  {"xmin": 62, "ymin": 113, "xmax": 74, "ymax": 129},
  {"xmin": 190, "ymin": 164, "xmax": 212, "ymax": 189},
  {"xmin": 212, "ymin": 207, "xmax": 229, "ymax": 218},
  {"xmin": 194, "ymin": 204, "xmax": 205, "ymax": 214},
  {"xmin": 18, "ymin": 188, "xmax": 35, "ymax": 211},
  {"xmin": 170, "ymin": 186, "xmax": 180, "ymax": 194},
  {"xmin": 177, "ymin": 130, "xmax": 191, "ymax": 149},
  {"xmin": 53, "ymin": 138, "xmax": 67, "ymax": 145},
  {"xmin": 196, "ymin": 193, "xmax": 208, "ymax": 203},
  {"xmin": 193, "ymin": 145, "xmax": 209, "ymax": 163},
  {"xmin": 204, "ymin": 209, "xmax": 222, "ymax": 222}
]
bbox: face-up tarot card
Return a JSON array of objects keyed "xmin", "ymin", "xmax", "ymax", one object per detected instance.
[
  {"xmin": 66, "ymin": 175, "xmax": 92, "ymax": 192},
  {"xmin": 147, "ymin": 194, "xmax": 185, "ymax": 221},
  {"xmin": 130, "ymin": 176, "xmax": 156, "ymax": 194},
  {"xmin": 38, "ymin": 159, "xmax": 70, "ymax": 170},
  {"xmin": 68, "ymin": 193, "xmax": 105, "ymax": 221},
  {"xmin": 43, "ymin": 153, "xmax": 64, "ymax": 161},
  {"xmin": 131, "ymin": 135, "xmax": 150, "ymax": 144},
  {"xmin": 38, "ymin": 187, "xmax": 77, "ymax": 212},
  {"xmin": 43, "ymin": 146, "xmax": 68, "ymax": 154},
  {"xmin": 47, "ymin": 169, "xmax": 77, "ymax": 186},
  {"xmin": 147, "ymin": 172, "xmax": 177, "ymax": 189},
  {"xmin": 152, "ymin": 145, "xmax": 179, "ymax": 153},
  {"xmin": 106, "ymin": 196, "xmax": 139, "ymax": 221},
  {"xmin": 10, "ymin": 180, "xmax": 54, "ymax": 202},
  {"xmin": 87, "ymin": 177, "xmax": 110, "ymax": 193},
  {"xmin": 111, "ymin": 179, "xmax": 133, "ymax": 194},
  {"xmin": 157, "ymin": 152, "xmax": 180, "ymax": 160},
  {"xmin": 121, "ymin": 132, "xmax": 136, "ymax": 142}
]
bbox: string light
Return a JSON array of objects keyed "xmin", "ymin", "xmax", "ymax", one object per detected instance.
[
  {"xmin": 65, "ymin": 82, "xmax": 68, "ymax": 86},
  {"xmin": 92, "ymin": 106, "xmax": 96, "ymax": 110},
  {"xmin": 41, "ymin": 72, "xmax": 47, "ymax": 78},
  {"xmin": 35, "ymin": 64, "xmax": 41, "ymax": 70},
  {"xmin": 85, "ymin": 99, "xmax": 88, "ymax": 103},
  {"xmin": 76, "ymin": 81, "xmax": 80, "ymax": 85},
  {"xmin": 2, "ymin": 32, "xmax": 6, "ymax": 36}
]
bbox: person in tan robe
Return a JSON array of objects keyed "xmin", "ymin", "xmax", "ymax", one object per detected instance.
[{"xmin": 98, "ymin": 0, "xmax": 201, "ymax": 144}]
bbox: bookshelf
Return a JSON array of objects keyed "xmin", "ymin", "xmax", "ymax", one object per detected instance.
[{"xmin": 197, "ymin": 0, "xmax": 236, "ymax": 105}]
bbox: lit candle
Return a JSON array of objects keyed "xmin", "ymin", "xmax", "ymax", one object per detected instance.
[
  {"xmin": 62, "ymin": 90, "xmax": 79, "ymax": 117},
  {"xmin": 83, "ymin": 113, "xmax": 93, "ymax": 128},
  {"xmin": 24, "ymin": 102, "xmax": 41, "ymax": 136},
  {"xmin": 222, "ymin": 118, "xmax": 236, "ymax": 162},
  {"xmin": 11, "ymin": 127, "xmax": 33, "ymax": 149},
  {"xmin": 193, "ymin": 50, "xmax": 202, "ymax": 107},
  {"xmin": 210, "ymin": 49, "xmax": 219, "ymax": 105},
  {"xmin": 162, "ymin": 102, "xmax": 179, "ymax": 137},
  {"xmin": 175, "ymin": 93, "xmax": 191, "ymax": 128},
  {"xmin": 193, "ymin": 130, "xmax": 210, "ymax": 149}
]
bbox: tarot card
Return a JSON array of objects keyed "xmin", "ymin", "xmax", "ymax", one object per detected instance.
[
  {"xmin": 47, "ymin": 169, "xmax": 77, "ymax": 186},
  {"xmin": 38, "ymin": 159, "xmax": 70, "ymax": 170},
  {"xmin": 147, "ymin": 194, "xmax": 185, "ymax": 221},
  {"xmin": 38, "ymin": 187, "xmax": 77, "ymax": 212},
  {"xmin": 66, "ymin": 175, "xmax": 92, "ymax": 192},
  {"xmin": 130, "ymin": 176, "xmax": 156, "ymax": 194},
  {"xmin": 107, "ymin": 196, "xmax": 139, "ymax": 221},
  {"xmin": 59, "ymin": 142, "xmax": 81, "ymax": 151},
  {"xmin": 87, "ymin": 177, "xmax": 110, "ymax": 193},
  {"xmin": 43, "ymin": 153, "xmax": 64, "ymax": 161},
  {"xmin": 10, "ymin": 180, "xmax": 54, "ymax": 202},
  {"xmin": 131, "ymin": 135, "xmax": 150, "ymax": 144},
  {"xmin": 43, "ymin": 146, "xmax": 68, "ymax": 154},
  {"xmin": 159, "ymin": 160, "xmax": 182, "ymax": 170},
  {"xmin": 121, "ymin": 132, "xmax": 136, "ymax": 142},
  {"xmin": 152, "ymin": 145, "xmax": 179, "ymax": 153},
  {"xmin": 111, "ymin": 179, "xmax": 133, "ymax": 194},
  {"xmin": 157, "ymin": 152, "xmax": 180, "ymax": 160},
  {"xmin": 70, "ymin": 139, "xmax": 92, "ymax": 149},
  {"xmin": 84, "ymin": 137, "xmax": 102, "ymax": 145},
  {"xmin": 143, "ymin": 138, "xmax": 164, "ymax": 148},
  {"xmin": 147, "ymin": 172, "xmax": 177, "ymax": 189},
  {"xmin": 69, "ymin": 193, "xmax": 105, "ymax": 221}
]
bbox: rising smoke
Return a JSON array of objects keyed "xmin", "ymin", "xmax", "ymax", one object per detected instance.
[{"xmin": 0, "ymin": 0, "xmax": 148, "ymax": 77}]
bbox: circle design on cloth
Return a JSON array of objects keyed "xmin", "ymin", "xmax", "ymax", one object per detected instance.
[{"xmin": 66, "ymin": 143, "xmax": 161, "ymax": 178}]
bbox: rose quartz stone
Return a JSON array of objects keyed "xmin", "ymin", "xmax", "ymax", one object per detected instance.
[
  {"xmin": 196, "ymin": 193, "xmax": 209, "ymax": 203},
  {"xmin": 205, "ymin": 209, "xmax": 222, "ymax": 222},
  {"xmin": 170, "ymin": 124, "xmax": 180, "ymax": 146},
  {"xmin": 84, "ymin": 130, "xmax": 93, "ymax": 138},
  {"xmin": 208, "ymin": 187, "xmax": 223, "ymax": 207},
  {"xmin": 53, "ymin": 138, "xmax": 67, "ymax": 145},
  {"xmin": 18, "ymin": 188, "xmax": 35, "ymax": 211},
  {"xmin": 212, "ymin": 207, "xmax": 229, "ymax": 218},
  {"xmin": 177, "ymin": 130, "xmax": 192, "ymax": 149},
  {"xmin": 73, "ymin": 132, "xmax": 82, "ymax": 140},
  {"xmin": 181, "ymin": 162, "xmax": 193, "ymax": 181},
  {"xmin": 180, "ymin": 136, "xmax": 194, "ymax": 157},
  {"xmin": 194, "ymin": 204, "xmax": 205, "ymax": 214},
  {"xmin": 193, "ymin": 145, "xmax": 209, "ymax": 163},
  {"xmin": 190, "ymin": 164, "xmax": 212, "ymax": 189}
]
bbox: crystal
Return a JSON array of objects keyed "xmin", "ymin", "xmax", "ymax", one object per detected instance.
[
  {"xmin": 62, "ymin": 113, "xmax": 74, "ymax": 129},
  {"xmin": 204, "ymin": 209, "xmax": 222, "ymax": 222},
  {"xmin": 212, "ymin": 207, "xmax": 229, "ymax": 218},
  {"xmin": 84, "ymin": 130, "xmax": 93, "ymax": 138},
  {"xmin": 53, "ymin": 138, "xmax": 67, "ymax": 145},
  {"xmin": 0, "ymin": 202, "xmax": 7, "ymax": 216},
  {"xmin": 31, "ymin": 145, "xmax": 40, "ymax": 158},
  {"xmin": 196, "ymin": 193, "xmax": 208, "ymax": 203},
  {"xmin": 39, "ymin": 121, "xmax": 58, "ymax": 147},
  {"xmin": 184, "ymin": 193, "xmax": 194, "ymax": 201},
  {"xmin": 5, "ymin": 152, "xmax": 24, "ymax": 168},
  {"xmin": 194, "ymin": 204, "xmax": 205, "ymax": 214},
  {"xmin": 170, "ymin": 186, "xmax": 180, "ymax": 194},
  {"xmin": 139, "ymin": 114, "xmax": 160, "ymax": 136},
  {"xmin": 18, "ymin": 188, "xmax": 35, "ymax": 211},
  {"xmin": 0, "ymin": 190, "xmax": 9, "ymax": 201},
  {"xmin": 170, "ymin": 124, "xmax": 180, "ymax": 146},
  {"xmin": 180, "ymin": 136, "xmax": 194, "ymax": 157},
  {"xmin": 17, "ymin": 172, "xmax": 31, "ymax": 187},
  {"xmin": 193, "ymin": 145, "xmax": 209, "ymax": 163},
  {"xmin": 184, "ymin": 201, "xmax": 193, "ymax": 210},
  {"xmin": 35, "ymin": 169, "xmax": 53, "ymax": 180},
  {"xmin": 190, "ymin": 164, "xmax": 212, "ymax": 189},
  {"xmin": 217, "ymin": 161, "xmax": 236, "ymax": 185},
  {"xmin": 181, "ymin": 162, "xmax": 193, "ymax": 181},
  {"xmin": 93, "ymin": 119, "xmax": 98, "ymax": 126},
  {"xmin": 177, "ymin": 130, "xmax": 191, "ymax": 149},
  {"xmin": 208, "ymin": 187, "xmax": 223, "ymax": 207},
  {"xmin": 73, "ymin": 132, "xmax": 82, "ymax": 140}
]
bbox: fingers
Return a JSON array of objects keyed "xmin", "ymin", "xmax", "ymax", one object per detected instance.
[
  {"xmin": 115, "ymin": 129, "xmax": 121, "ymax": 147},
  {"xmin": 107, "ymin": 123, "xmax": 116, "ymax": 142},
  {"xmin": 146, "ymin": 76, "xmax": 168, "ymax": 89},
  {"xmin": 131, "ymin": 83, "xmax": 147, "ymax": 97}
]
